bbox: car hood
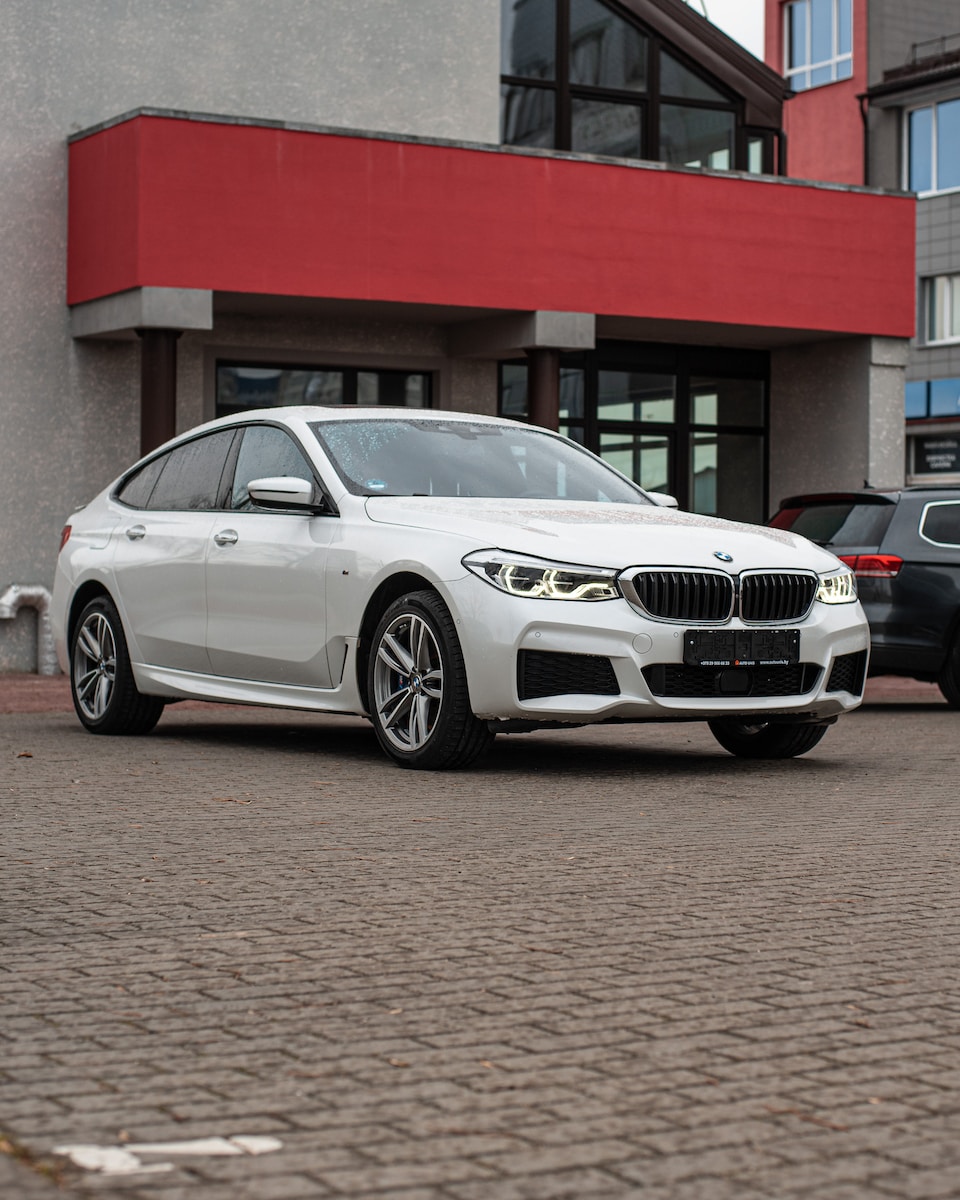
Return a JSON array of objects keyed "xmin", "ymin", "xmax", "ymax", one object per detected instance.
[{"xmin": 364, "ymin": 497, "xmax": 841, "ymax": 572}]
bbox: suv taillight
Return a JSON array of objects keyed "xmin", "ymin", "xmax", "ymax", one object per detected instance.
[
  {"xmin": 838, "ymin": 553, "xmax": 903, "ymax": 578},
  {"xmin": 59, "ymin": 525, "xmax": 72, "ymax": 553}
]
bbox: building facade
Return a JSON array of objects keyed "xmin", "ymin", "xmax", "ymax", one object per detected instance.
[
  {"xmin": 765, "ymin": 0, "xmax": 960, "ymax": 484},
  {"xmin": 1, "ymin": 0, "xmax": 913, "ymax": 671}
]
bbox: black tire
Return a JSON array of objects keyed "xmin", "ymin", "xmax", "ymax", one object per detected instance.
[
  {"xmin": 708, "ymin": 717, "xmax": 829, "ymax": 759},
  {"xmin": 367, "ymin": 590, "xmax": 494, "ymax": 770},
  {"xmin": 70, "ymin": 596, "xmax": 164, "ymax": 735},
  {"xmin": 938, "ymin": 636, "xmax": 960, "ymax": 708}
]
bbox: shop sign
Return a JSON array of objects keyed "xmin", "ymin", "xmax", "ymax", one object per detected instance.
[{"xmin": 916, "ymin": 435, "xmax": 960, "ymax": 474}]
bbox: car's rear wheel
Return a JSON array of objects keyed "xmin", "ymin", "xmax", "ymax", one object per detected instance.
[
  {"xmin": 708, "ymin": 717, "xmax": 829, "ymax": 759},
  {"xmin": 70, "ymin": 596, "xmax": 164, "ymax": 735},
  {"xmin": 368, "ymin": 590, "xmax": 494, "ymax": 769},
  {"xmin": 938, "ymin": 635, "xmax": 960, "ymax": 708}
]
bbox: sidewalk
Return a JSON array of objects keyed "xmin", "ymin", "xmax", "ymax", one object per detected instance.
[{"xmin": 0, "ymin": 669, "xmax": 948, "ymax": 713}]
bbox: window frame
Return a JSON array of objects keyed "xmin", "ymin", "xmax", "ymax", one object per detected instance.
[
  {"xmin": 497, "ymin": 342, "xmax": 769, "ymax": 518},
  {"xmin": 500, "ymin": 0, "xmax": 752, "ymax": 170},
  {"xmin": 905, "ymin": 99, "xmax": 960, "ymax": 197},
  {"xmin": 782, "ymin": 0, "xmax": 853, "ymax": 93},
  {"xmin": 215, "ymin": 360, "xmax": 434, "ymax": 419},
  {"xmin": 920, "ymin": 500, "xmax": 960, "ymax": 547},
  {"xmin": 923, "ymin": 274, "xmax": 960, "ymax": 345}
]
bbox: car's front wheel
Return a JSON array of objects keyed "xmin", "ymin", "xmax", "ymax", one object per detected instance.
[
  {"xmin": 938, "ymin": 634, "xmax": 960, "ymax": 708},
  {"xmin": 368, "ymin": 591, "xmax": 494, "ymax": 769},
  {"xmin": 70, "ymin": 596, "xmax": 164, "ymax": 735},
  {"xmin": 708, "ymin": 717, "xmax": 829, "ymax": 759}
]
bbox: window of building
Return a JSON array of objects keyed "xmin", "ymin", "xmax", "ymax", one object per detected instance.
[
  {"xmin": 498, "ymin": 347, "xmax": 767, "ymax": 520},
  {"xmin": 924, "ymin": 274, "xmax": 960, "ymax": 343},
  {"xmin": 784, "ymin": 0, "xmax": 852, "ymax": 91},
  {"xmin": 216, "ymin": 364, "xmax": 431, "ymax": 419},
  {"xmin": 501, "ymin": 0, "xmax": 765, "ymax": 173},
  {"xmin": 908, "ymin": 99, "xmax": 960, "ymax": 194},
  {"xmin": 905, "ymin": 378, "xmax": 960, "ymax": 421}
]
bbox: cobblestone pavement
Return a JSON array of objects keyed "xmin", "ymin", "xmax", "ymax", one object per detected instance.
[{"xmin": 2, "ymin": 676, "xmax": 959, "ymax": 1199}]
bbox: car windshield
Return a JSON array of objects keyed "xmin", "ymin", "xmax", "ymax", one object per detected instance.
[
  {"xmin": 770, "ymin": 501, "xmax": 895, "ymax": 547},
  {"xmin": 310, "ymin": 419, "xmax": 651, "ymax": 504}
]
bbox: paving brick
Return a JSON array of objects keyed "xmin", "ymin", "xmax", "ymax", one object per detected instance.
[{"xmin": 4, "ymin": 699, "xmax": 960, "ymax": 1198}]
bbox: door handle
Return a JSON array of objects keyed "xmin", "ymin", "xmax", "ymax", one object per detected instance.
[
  {"xmin": 213, "ymin": 529, "xmax": 239, "ymax": 546},
  {"xmin": 125, "ymin": 524, "xmax": 146, "ymax": 541}
]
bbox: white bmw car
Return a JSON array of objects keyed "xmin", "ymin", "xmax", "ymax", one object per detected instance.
[{"xmin": 52, "ymin": 407, "xmax": 869, "ymax": 768}]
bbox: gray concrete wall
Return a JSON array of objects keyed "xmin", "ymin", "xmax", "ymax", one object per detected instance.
[
  {"xmin": 866, "ymin": 0, "xmax": 958, "ymax": 190},
  {"xmin": 0, "ymin": 1, "xmax": 499, "ymax": 669},
  {"xmin": 769, "ymin": 336, "xmax": 908, "ymax": 509},
  {"xmin": 869, "ymin": 0, "xmax": 954, "ymax": 83},
  {"xmin": 912, "ymin": 194, "xmax": 960, "ymax": 383}
]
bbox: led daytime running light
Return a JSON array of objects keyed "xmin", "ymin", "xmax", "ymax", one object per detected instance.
[
  {"xmin": 816, "ymin": 570, "xmax": 857, "ymax": 604},
  {"xmin": 464, "ymin": 552, "xmax": 619, "ymax": 601}
]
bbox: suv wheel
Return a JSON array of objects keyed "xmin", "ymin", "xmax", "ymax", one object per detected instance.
[{"xmin": 938, "ymin": 636, "xmax": 960, "ymax": 708}]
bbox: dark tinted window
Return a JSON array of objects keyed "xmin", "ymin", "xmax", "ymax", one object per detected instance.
[
  {"xmin": 231, "ymin": 425, "xmax": 317, "ymax": 511},
  {"xmin": 771, "ymin": 501, "xmax": 895, "ymax": 547},
  {"xmin": 147, "ymin": 431, "xmax": 234, "ymax": 512},
  {"xmin": 115, "ymin": 456, "xmax": 166, "ymax": 509},
  {"xmin": 921, "ymin": 501, "xmax": 960, "ymax": 547}
]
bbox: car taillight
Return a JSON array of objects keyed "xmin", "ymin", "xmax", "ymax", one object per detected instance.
[
  {"xmin": 837, "ymin": 553, "xmax": 902, "ymax": 578},
  {"xmin": 59, "ymin": 525, "xmax": 72, "ymax": 553}
]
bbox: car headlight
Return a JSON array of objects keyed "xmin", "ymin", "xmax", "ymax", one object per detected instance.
[
  {"xmin": 816, "ymin": 568, "xmax": 858, "ymax": 604},
  {"xmin": 462, "ymin": 550, "xmax": 620, "ymax": 601}
]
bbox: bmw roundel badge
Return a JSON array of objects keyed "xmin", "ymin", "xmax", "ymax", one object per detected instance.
[{"xmin": 713, "ymin": 551, "xmax": 734, "ymax": 562}]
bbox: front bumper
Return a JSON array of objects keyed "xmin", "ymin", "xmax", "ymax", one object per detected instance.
[{"xmin": 445, "ymin": 575, "xmax": 870, "ymax": 724}]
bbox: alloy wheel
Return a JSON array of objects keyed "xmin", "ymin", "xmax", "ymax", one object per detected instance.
[
  {"xmin": 73, "ymin": 611, "xmax": 118, "ymax": 721},
  {"xmin": 372, "ymin": 612, "xmax": 444, "ymax": 752}
]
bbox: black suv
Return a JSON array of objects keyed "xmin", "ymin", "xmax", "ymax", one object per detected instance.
[{"xmin": 769, "ymin": 488, "xmax": 960, "ymax": 707}]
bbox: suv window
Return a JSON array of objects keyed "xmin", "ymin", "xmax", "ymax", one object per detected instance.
[
  {"xmin": 145, "ymin": 430, "xmax": 235, "ymax": 512},
  {"xmin": 920, "ymin": 501, "xmax": 960, "ymax": 547},
  {"xmin": 770, "ymin": 500, "xmax": 895, "ymax": 547},
  {"xmin": 231, "ymin": 425, "xmax": 317, "ymax": 511}
]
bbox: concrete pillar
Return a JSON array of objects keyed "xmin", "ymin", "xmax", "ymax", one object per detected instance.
[{"xmin": 768, "ymin": 336, "xmax": 908, "ymax": 511}]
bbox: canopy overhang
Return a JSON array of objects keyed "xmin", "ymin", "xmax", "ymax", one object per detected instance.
[{"xmin": 67, "ymin": 110, "xmax": 916, "ymax": 343}]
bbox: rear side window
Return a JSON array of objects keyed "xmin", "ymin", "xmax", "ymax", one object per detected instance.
[
  {"xmin": 771, "ymin": 501, "xmax": 895, "ymax": 547},
  {"xmin": 115, "ymin": 456, "xmax": 166, "ymax": 509},
  {"xmin": 146, "ymin": 430, "xmax": 235, "ymax": 512},
  {"xmin": 920, "ymin": 501, "xmax": 960, "ymax": 547}
]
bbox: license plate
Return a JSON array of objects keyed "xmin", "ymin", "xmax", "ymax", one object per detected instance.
[{"xmin": 684, "ymin": 629, "xmax": 800, "ymax": 668}]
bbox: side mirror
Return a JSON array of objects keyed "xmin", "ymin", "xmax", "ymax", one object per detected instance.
[
  {"xmin": 645, "ymin": 490, "xmax": 680, "ymax": 509},
  {"xmin": 246, "ymin": 476, "xmax": 321, "ymax": 511}
]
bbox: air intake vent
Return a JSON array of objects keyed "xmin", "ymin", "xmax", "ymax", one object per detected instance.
[
  {"xmin": 826, "ymin": 650, "xmax": 867, "ymax": 696},
  {"xmin": 643, "ymin": 663, "xmax": 821, "ymax": 699},
  {"xmin": 518, "ymin": 650, "xmax": 620, "ymax": 700}
]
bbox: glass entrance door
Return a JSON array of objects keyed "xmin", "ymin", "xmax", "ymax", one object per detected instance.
[{"xmin": 499, "ymin": 343, "xmax": 768, "ymax": 520}]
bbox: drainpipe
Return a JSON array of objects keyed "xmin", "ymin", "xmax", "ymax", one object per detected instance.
[
  {"xmin": 858, "ymin": 93, "xmax": 870, "ymax": 187},
  {"xmin": 0, "ymin": 584, "xmax": 60, "ymax": 675}
]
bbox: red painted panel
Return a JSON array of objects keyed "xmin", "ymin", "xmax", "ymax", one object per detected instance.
[
  {"xmin": 68, "ymin": 113, "xmax": 915, "ymax": 338},
  {"xmin": 765, "ymin": 0, "xmax": 869, "ymax": 186}
]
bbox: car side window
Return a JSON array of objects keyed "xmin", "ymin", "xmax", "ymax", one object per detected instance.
[
  {"xmin": 115, "ymin": 455, "xmax": 166, "ymax": 509},
  {"xmin": 231, "ymin": 425, "xmax": 317, "ymax": 511},
  {"xmin": 145, "ymin": 430, "xmax": 235, "ymax": 512},
  {"xmin": 920, "ymin": 501, "xmax": 960, "ymax": 547}
]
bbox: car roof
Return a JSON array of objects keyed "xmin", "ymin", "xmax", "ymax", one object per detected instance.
[
  {"xmin": 776, "ymin": 486, "xmax": 960, "ymax": 509},
  {"xmin": 205, "ymin": 406, "xmax": 517, "ymax": 431}
]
